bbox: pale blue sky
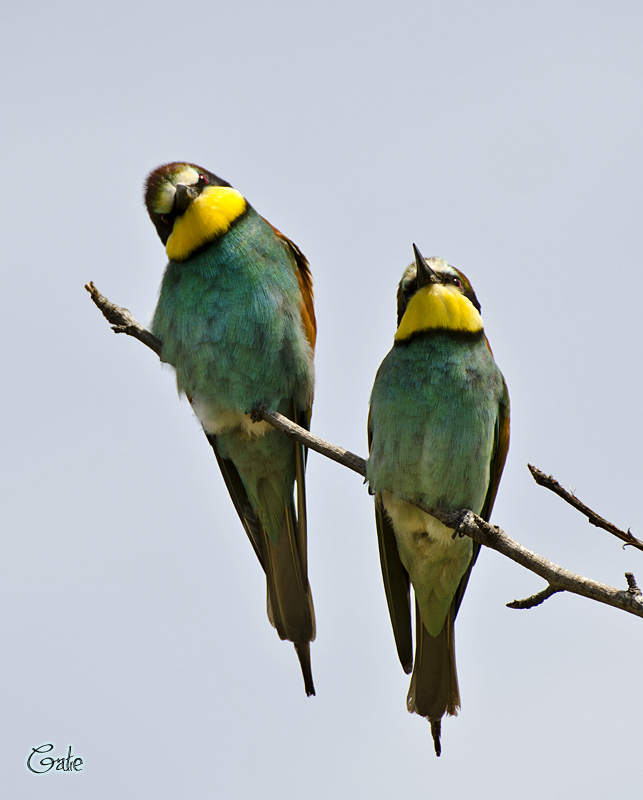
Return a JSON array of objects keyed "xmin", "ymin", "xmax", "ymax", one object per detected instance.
[{"xmin": 2, "ymin": 1, "xmax": 642, "ymax": 797}]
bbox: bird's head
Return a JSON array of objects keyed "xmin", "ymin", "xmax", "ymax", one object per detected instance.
[
  {"xmin": 144, "ymin": 162, "xmax": 247, "ymax": 261},
  {"xmin": 394, "ymin": 245, "xmax": 483, "ymax": 342}
]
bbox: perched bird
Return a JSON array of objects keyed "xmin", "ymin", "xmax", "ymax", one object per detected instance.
[
  {"xmin": 144, "ymin": 162, "xmax": 317, "ymax": 695},
  {"xmin": 367, "ymin": 245, "xmax": 509, "ymax": 755}
]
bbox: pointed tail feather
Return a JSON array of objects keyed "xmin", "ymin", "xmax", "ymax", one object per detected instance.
[
  {"xmin": 430, "ymin": 720, "xmax": 442, "ymax": 757},
  {"xmin": 261, "ymin": 502, "xmax": 316, "ymax": 695},
  {"xmin": 294, "ymin": 641, "xmax": 315, "ymax": 696},
  {"xmin": 407, "ymin": 604, "xmax": 459, "ymax": 756}
]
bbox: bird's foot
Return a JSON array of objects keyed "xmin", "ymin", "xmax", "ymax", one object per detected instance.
[
  {"xmin": 451, "ymin": 509, "xmax": 473, "ymax": 539},
  {"xmin": 249, "ymin": 401, "xmax": 268, "ymax": 423}
]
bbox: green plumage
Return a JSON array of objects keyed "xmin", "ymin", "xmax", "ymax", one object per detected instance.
[
  {"xmin": 145, "ymin": 163, "xmax": 316, "ymax": 695},
  {"xmin": 369, "ymin": 332, "xmax": 504, "ymax": 514},
  {"xmin": 369, "ymin": 330, "xmax": 507, "ymax": 632},
  {"xmin": 367, "ymin": 249, "xmax": 509, "ymax": 755},
  {"xmin": 152, "ymin": 208, "xmax": 313, "ymax": 420}
]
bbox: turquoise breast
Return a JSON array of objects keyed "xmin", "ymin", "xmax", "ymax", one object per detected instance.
[
  {"xmin": 367, "ymin": 331, "xmax": 504, "ymax": 513},
  {"xmin": 151, "ymin": 208, "xmax": 314, "ymax": 415}
]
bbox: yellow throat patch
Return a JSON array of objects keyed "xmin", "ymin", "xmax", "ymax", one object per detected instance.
[
  {"xmin": 166, "ymin": 186, "xmax": 247, "ymax": 261},
  {"xmin": 395, "ymin": 283, "xmax": 483, "ymax": 341}
]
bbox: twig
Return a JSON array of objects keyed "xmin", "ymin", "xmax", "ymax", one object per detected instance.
[
  {"xmin": 259, "ymin": 409, "xmax": 366, "ymax": 477},
  {"xmin": 85, "ymin": 282, "xmax": 162, "ymax": 356},
  {"xmin": 423, "ymin": 509, "xmax": 643, "ymax": 619},
  {"xmin": 528, "ymin": 464, "xmax": 642, "ymax": 552},
  {"xmin": 86, "ymin": 284, "xmax": 643, "ymax": 621},
  {"xmin": 506, "ymin": 586, "xmax": 562, "ymax": 609},
  {"xmin": 625, "ymin": 573, "xmax": 642, "ymax": 596}
]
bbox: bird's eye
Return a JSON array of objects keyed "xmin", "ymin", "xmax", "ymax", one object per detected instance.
[
  {"xmin": 161, "ymin": 214, "xmax": 170, "ymax": 225},
  {"xmin": 198, "ymin": 174, "xmax": 209, "ymax": 185},
  {"xmin": 452, "ymin": 277, "xmax": 462, "ymax": 288}
]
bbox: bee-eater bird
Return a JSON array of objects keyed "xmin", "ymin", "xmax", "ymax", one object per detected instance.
[
  {"xmin": 367, "ymin": 245, "xmax": 509, "ymax": 755},
  {"xmin": 144, "ymin": 162, "xmax": 317, "ymax": 695}
]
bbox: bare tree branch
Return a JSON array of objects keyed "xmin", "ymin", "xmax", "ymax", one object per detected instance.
[
  {"xmin": 86, "ymin": 284, "xmax": 643, "ymax": 621},
  {"xmin": 528, "ymin": 464, "xmax": 642, "ymax": 552}
]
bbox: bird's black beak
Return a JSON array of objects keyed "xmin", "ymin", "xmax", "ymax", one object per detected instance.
[
  {"xmin": 174, "ymin": 183, "xmax": 200, "ymax": 215},
  {"xmin": 413, "ymin": 244, "xmax": 439, "ymax": 288}
]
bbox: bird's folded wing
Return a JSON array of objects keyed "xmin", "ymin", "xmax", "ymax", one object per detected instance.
[
  {"xmin": 205, "ymin": 432, "xmax": 265, "ymax": 571},
  {"xmin": 374, "ymin": 493, "xmax": 413, "ymax": 674},
  {"xmin": 452, "ymin": 373, "xmax": 510, "ymax": 618},
  {"xmin": 261, "ymin": 217, "xmax": 317, "ymax": 352}
]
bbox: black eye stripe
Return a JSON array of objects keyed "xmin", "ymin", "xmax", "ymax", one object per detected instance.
[{"xmin": 435, "ymin": 272, "xmax": 460, "ymax": 287}]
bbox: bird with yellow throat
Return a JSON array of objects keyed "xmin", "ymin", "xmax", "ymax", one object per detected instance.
[
  {"xmin": 367, "ymin": 245, "xmax": 509, "ymax": 755},
  {"xmin": 145, "ymin": 162, "xmax": 317, "ymax": 695}
]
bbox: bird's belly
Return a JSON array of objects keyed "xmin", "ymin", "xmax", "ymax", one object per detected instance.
[
  {"xmin": 191, "ymin": 395, "xmax": 272, "ymax": 437},
  {"xmin": 382, "ymin": 490, "xmax": 473, "ymax": 636},
  {"xmin": 382, "ymin": 491, "xmax": 456, "ymax": 548}
]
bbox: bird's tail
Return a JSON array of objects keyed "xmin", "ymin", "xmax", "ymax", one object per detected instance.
[
  {"xmin": 205, "ymin": 430, "xmax": 315, "ymax": 694},
  {"xmin": 406, "ymin": 604, "xmax": 459, "ymax": 756},
  {"xmin": 263, "ymin": 501, "xmax": 316, "ymax": 696},
  {"xmin": 294, "ymin": 641, "xmax": 315, "ymax": 697}
]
